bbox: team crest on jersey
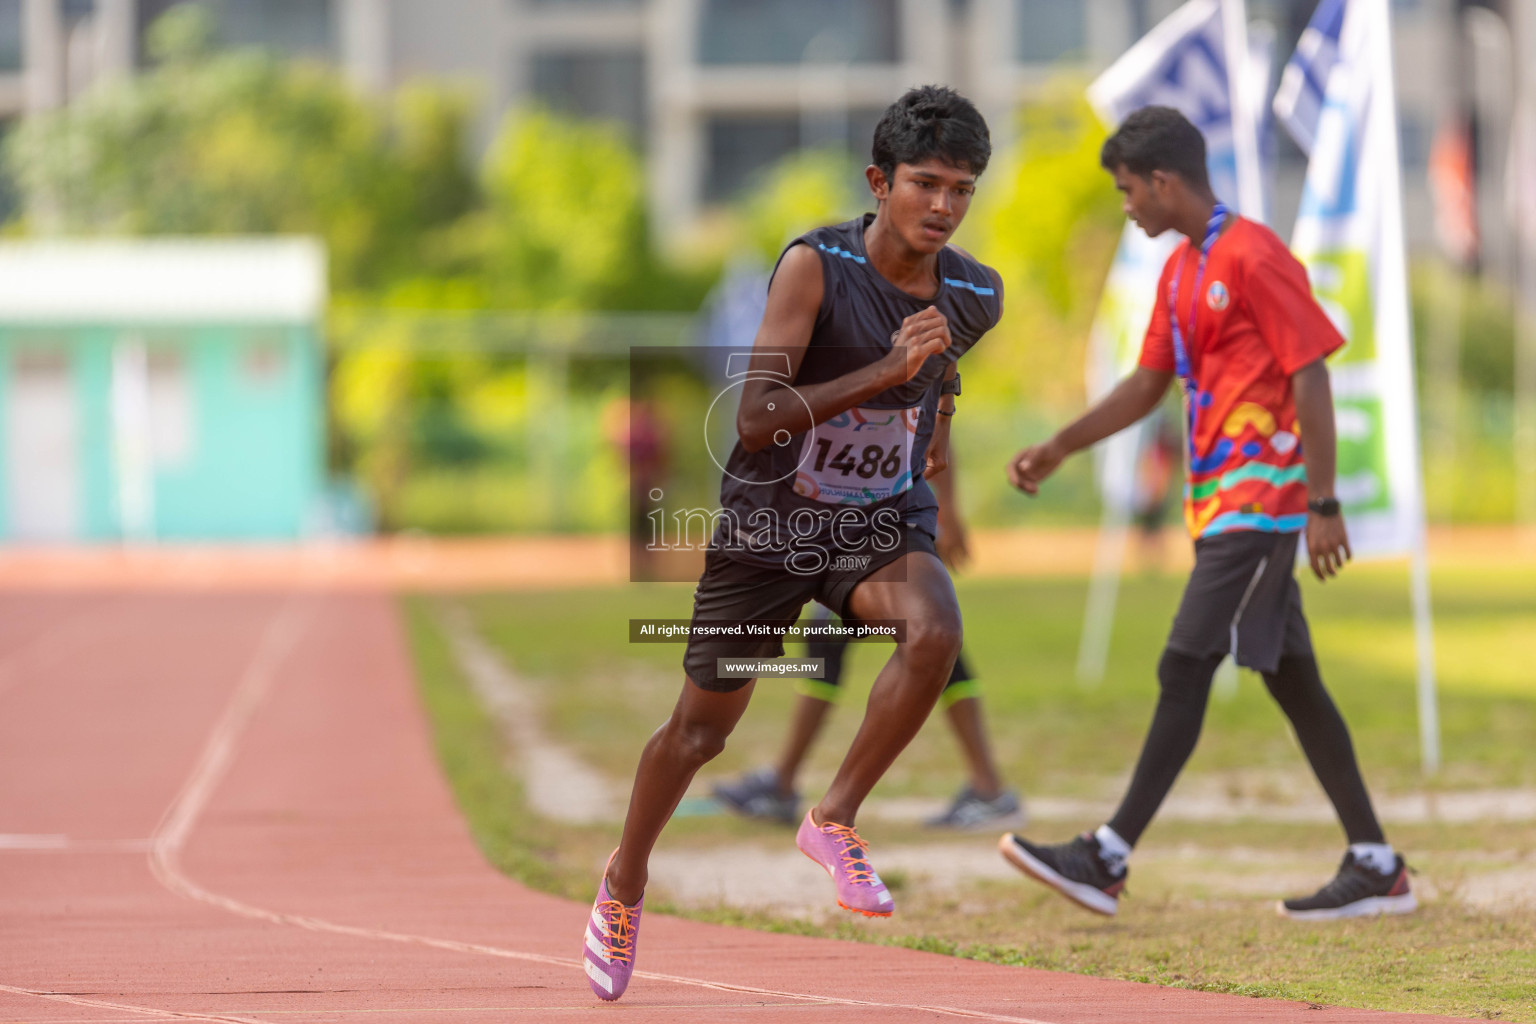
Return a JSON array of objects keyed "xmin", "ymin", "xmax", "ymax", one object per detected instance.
[{"xmin": 1206, "ymin": 281, "xmax": 1229, "ymax": 311}]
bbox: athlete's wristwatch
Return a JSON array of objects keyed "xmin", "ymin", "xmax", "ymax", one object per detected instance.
[
  {"xmin": 940, "ymin": 372, "xmax": 962, "ymax": 397},
  {"xmin": 1307, "ymin": 496, "xmax": 1341, "ymax": 517}
]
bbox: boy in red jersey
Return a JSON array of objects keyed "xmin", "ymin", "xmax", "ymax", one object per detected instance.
[{"xmin": 1000, "ymin": 106, "xmax": 1413, "ymax": 921}]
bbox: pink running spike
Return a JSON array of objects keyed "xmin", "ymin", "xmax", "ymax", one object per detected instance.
[
  {"xmin": 583, "ymin": 850, "xmax": 643, "ymax": 1000},
  {"xmin": 795, "ymin": 809, "xmax": 894, "ymax": 917}
]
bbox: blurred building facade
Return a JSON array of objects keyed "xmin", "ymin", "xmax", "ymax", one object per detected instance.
[
  {"xmin": 0, "ymin": 238, "xmax": 326, "ymax": 542},
  {"xmin": 0, "ymin": 0, "xmax": 1500, "ymax": 250}
]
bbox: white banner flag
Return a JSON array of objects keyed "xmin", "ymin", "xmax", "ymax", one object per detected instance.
[
  {"xmin": 1284, "ymin": 0, "xmax": 1424, "ymax": 559},
  {"xmin": 1085, "ymin": 0, "xmax": 1263, "ymax": 510},
  {"xmin": 1283, "ymin": 0, "xmax": 1438, "ymax": 772}
]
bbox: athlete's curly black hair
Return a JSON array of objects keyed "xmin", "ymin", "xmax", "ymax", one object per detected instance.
[
  {"xmin": 1100, "ymin": 105, "xmax": 1211, "ymax": 191},
  {"xmin": 871, "ymin": 85, "xmax": 991, "ymax": 182}
]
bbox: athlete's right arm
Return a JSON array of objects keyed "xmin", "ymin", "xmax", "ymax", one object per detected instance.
[
  {"xmin": 1007, "ymin": 365, "xmax": 1173, "ymax": 495},
  {"xmin": 735, "ymin": 245, "xmax": 951, "ymax": 453}
]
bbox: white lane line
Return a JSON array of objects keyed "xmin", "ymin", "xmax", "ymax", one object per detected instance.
[
  {"xmin": 216, "ymin": 1004, "xmax": 839, "ymax": 1015},
  {"xmin": 0, "ymin": 983, "xmax": 263, "ymax": 1024},
  {"xmin": 3, "ymin": 1019, "xmax": 185, "ymax": 1023},
  {"xmin": 0, "ymin": 834, "xmax": 151, "ymax": 852},
  {"xmin": 146, "ymin": 597, "xmax": 1058, "ymax": 1024}
]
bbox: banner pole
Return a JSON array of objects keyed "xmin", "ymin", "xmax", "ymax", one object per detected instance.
[
  {"xmin": 1371, "ymin": 0, "xmax": 1441, "ymax": 775},
  {"xmin": 1077, "ymin": 431, "xmax": 1137, "ymax": 685},
  {"xmin": 1409, "ymin": 542, "xmax": 1441, "ymax": 775}
]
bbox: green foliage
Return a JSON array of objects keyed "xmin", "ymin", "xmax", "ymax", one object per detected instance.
[
  {"xmin": 1410, "ymin": 262, "xmax": 1523, "ymax": 522},
  {"xmin": 6, "ymin": 26, "xmax": 476, "ymax": 293},
  {"xmin": 1410, "ymin": 262, "xmax": 1517, "ymax": 396},
  {"xmin": 469, "ymin": 107, "xmax": 649, "ymax": 310},
  {"xmin": 736, "ymin": 148, "xmax": 862, "ymax": 264},
  {"xmin": 3, "ymin": 8, "xmax": 709, "ymax": 312},
  {"xmin": 144, "ymin": 2, "xmax": 216, "ymax": 62},
  {"xmin": 961, "ymin": 83, "xmax": 1124, "ymax": 410}
]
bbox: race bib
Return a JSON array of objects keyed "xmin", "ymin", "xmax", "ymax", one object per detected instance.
[{"xmin": 793, "ymin": 406, "xmax": 918, "ymax": 506}]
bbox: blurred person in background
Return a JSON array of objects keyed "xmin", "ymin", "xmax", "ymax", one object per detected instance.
[
  {"xmin": 711, "ymin": 453, "xmax": 1023, "ymax": 830},
  {"xmin": 604, "ymin": 396, "xmax": 670, "ymax": 577},
  {"xmin": 1130, "ymin": 402, "xmax": 1182, "ymax": 573},
  {"xmin": 1001, "ymin": 106, "xmax": 1412, "ymax": 922},
  {"xmin": 583, "ymin": 85, "xmax": 1001, "ymax": 1001}
]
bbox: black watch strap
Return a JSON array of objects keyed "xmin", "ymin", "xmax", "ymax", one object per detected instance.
[
  {"xmin": 940, "ymin": 372, "xmax": 961, "ymax": 397},
  {"xmin": 1308, "ymin": 496, "xmax": 1341, "ymax": 517}
]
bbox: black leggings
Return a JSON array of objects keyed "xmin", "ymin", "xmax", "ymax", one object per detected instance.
[{"xmin": 1106, "ymin": 648, "xmax": 1385, "ymax": 847}]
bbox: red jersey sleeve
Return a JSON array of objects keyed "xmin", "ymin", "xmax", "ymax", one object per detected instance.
[
  {"xmin": 1243, "ymin": 243, "xmax": 1345, "ymax": 375},
  {"xmin": 1137, "ymin": 251, "xmax": 1178, "ymax": 373}
]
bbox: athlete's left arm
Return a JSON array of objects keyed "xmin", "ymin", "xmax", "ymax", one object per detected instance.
[
  {"xmin": 926, "ymin": 363, "xmax": 957, "ymax": 478},
  {"xmin": 928, "ymin": 267, "xmax": 1002, "ymax": 478},
  {"xmin": 1292, "ymin": 358, "xmax": 1351, "ymax": 581},
  {"xmin": 931, "ymin": 448, "xmax": 970, "ymax": 571}
]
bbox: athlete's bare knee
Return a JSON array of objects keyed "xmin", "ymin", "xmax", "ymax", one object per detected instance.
[
  {"xmin": 902, "ymin": 612, "xmax": 963, "ymax": 674},
  {"xmin": 661, "ymin": 713, "xmax": 732, "ymax": 768}
]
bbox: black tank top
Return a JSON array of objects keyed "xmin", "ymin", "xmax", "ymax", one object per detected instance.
[{"xmin": 712, "ymin": 214, "xmax": 1001, "ymax": 572}]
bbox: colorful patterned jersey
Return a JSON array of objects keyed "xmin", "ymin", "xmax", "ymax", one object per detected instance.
[{"xmin": 1138, "ymin": 217, "xmax": 1344, "ymax": 539}]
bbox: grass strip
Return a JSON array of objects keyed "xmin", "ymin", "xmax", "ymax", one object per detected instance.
[{"xmin": 403, "ymin": 592, "xmax": 1536, "ymax": 1021}]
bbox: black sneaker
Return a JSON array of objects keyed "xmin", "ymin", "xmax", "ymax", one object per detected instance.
[
  {"xmin": 1279, "ymin": 851, "xmax": 1416, "ymax": 920},
  {"xmin": 998, "ymin": 832, "xmax": 1126, "ymax": 916},
  {"xmin": 711, "ymin": 768, "xmax": 798, "ymax": 825}
]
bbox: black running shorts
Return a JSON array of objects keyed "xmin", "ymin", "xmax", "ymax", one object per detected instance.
[
  {"xmin": 683, "ymin": 524, "xmax": 938, "ymax": 692},
  {"xmin": 1165, "ymin": 529, "xmax": 1314, "ymax": 675}
]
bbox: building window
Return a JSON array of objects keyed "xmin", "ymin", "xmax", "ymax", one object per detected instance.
[
  {"xmin": 6, "ymin": 346, "xmax": 81, "ymax": 542},
  {"xmin": 530, "ymin": 50, "xmax": 646, "ymax": 138},
  {"xmin": 217, "ymin": 0, "xmax": 332, "ymax": 57},
  {"xmin": 706, "ymin": 115, "xmax": 801, "ymax": 201},
  {"xmin": 705, "ymin": 108, "xmax": 884, "ymax": 203},
  {"xmin": 138, "ymin": 0, "xmax": 334, "ymax": 61},
  {"xmin": 699, "ymin": 0, "xmax": 900, "ymax": 66},
  {"xmin": 1016, "ymin": 0, "xmax": 1085, "ymax": 64},
  {"xmin": 0, "ymin": 0, "xmax": 20, "ymax": 73},
  {"xmin": 146, "ymin": 348, "xmax": 194, "ymax": 468}
]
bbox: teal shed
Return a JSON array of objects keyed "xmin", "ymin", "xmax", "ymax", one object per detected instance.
[{"xmin": 0, "ymin": 238, "xmax": 327, "ymax": 543}]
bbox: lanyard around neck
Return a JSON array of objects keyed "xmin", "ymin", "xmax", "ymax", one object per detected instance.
[{"xmin": 1167, "ymin": 203, "xmax": 1229, "ymax": 387}]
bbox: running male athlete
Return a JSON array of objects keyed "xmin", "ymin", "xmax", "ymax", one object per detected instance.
[
  {"xmin": 999, "ymin": 106, "xmax": 1413, "ymax": 921},
  {"xmin": 583, "ymin": 85, "xmax": 1002, "ymax": 1001},
  {"xmin": 711, "ymin": 460, "xmax": 1022, "ymax": 830}
]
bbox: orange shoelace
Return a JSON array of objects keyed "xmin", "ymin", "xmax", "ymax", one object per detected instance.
[
  {"xmin": 820, "ymin": 821, "xmax": 877, "ymax": 884},
  {"xmin": 595, "ymin": 899, "xmax": 637, "ymax": 964}
]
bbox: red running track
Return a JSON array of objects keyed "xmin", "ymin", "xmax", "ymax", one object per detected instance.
[{"xmin": 0, "ymin": 592, "xmax": 1458, "ymax": 1023}]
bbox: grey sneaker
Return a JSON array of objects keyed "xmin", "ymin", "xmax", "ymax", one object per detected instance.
[
  {"xmin": 925, "ymin": 786, "xmax": 1025, "ymax": 830},
  {"xmin": 711, "ymin": 768, "xmax": 798, "ymax": 825}
]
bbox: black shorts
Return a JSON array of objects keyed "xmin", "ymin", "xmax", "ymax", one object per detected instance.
[
  {"xmin": 1165, "ymin": 530, "xmax": 1314, "ymax": 675},
  {"xmin": 683, "ymin": 524, "xmax": 938, "ymax": 692}
]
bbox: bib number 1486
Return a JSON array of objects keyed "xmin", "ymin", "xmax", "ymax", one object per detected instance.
[
  {"xmin": 812, "ymin": 440, "xmax": 904, "ymax": 480},
  {"xmin": 793, "ymin": 404, "xmax": 918, "ymax": 506}
]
